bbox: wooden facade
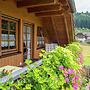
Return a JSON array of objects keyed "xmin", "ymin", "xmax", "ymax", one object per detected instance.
[{"xmin": 0, "ymin": 0, "xmax": 75, "ymax": 67}]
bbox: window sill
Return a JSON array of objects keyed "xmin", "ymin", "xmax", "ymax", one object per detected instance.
[{"xmin": 0, "ymin": 52, "xmax": 22, "ymax": 59}]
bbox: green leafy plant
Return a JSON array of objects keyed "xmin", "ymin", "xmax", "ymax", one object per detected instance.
[
  {"xmin": 66, "ymin": 42, "xmax": 82, "ymax": 58},
  {"xmin": 0, "ymin": 45, "xmax": 82, "ymax": 90},
  {"xmin": 65, "ymin": 42, "xmax": 83, "ymax": 64}
]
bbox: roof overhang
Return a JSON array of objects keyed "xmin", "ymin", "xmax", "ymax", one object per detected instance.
[
  {"xmin": 16, "ymin": 0, "xmax": 76, "ymax": 16},
  {"xmin": 68, "ymin": 0, "xmax": 76, "ymax": 13}
]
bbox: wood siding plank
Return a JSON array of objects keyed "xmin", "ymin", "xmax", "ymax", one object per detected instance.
[
  {"xmin": 17, "ymin": 0, "xmax": 55, "ymax": 7},
  {"xmin": 28, "ymin": 4, "xmax": 61, "ymax": 13}
]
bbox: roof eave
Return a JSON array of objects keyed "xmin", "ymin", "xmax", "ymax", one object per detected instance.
[{"xmin": 68, "ymin": 0, "xmax": 76, "ymax": 13}]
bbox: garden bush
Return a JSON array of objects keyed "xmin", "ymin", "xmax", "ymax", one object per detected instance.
[
  {"xmin": 65, "ymin": 42, "xmax": 82, "ymax": 59},
  {"xmin": 65, "ymin": 42, "xmax": 83, "ymax": 64},
  {"xmin": 0, "ymin": 45, "xmax": 82, "ymax": 90}
]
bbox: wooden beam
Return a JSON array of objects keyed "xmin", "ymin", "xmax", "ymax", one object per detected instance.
[
  {"xmin": 42, "ymin": 17, "xmax": 52, "ymax": 42},
  {"xmin": 17, "ymin": 0, "xmax": 56, "ymax": 7},
  {"xmin": 51, "ymin": 16, "xmax": 60, "ymax": 44},
  {"xmin": 58, "ymin": 0, "xmax": 67, "ymax": 5},
  {"xmin": 35, "ymin": 9, "xmax": 64, "ymax": 17},
  {"xmin": 28, "ymin": 4, "xmax": 61, "ymax": 13},
  {"xmin": 63, "ymin": 14, "xmax": 70, "ymax": 43},
  {"xmin": 70, "ymin": 13, "xmax": 74, "ymax": 41},
  {"xmin": 64, "ymin": 13, "xmax": 74, "ymax": 42},
  {"xmin": 62, "ymin": 5, "xmax": 69, "ymax": 11},
  {"xmin": 66, "ymin": 0, "xmax": 71, "ymax": 12}
]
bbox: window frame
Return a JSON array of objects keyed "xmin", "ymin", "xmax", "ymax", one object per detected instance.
[
  {"xmin": 23, "ymin": 22, "xmax": 34, "ymax": 60},
  {"xmin": 23, "ymin": 24, "xmax": 32, "ymax": 52},
  {"xmin": 0, "ymin": 15, "xmax": 19, "ymax": 56}
]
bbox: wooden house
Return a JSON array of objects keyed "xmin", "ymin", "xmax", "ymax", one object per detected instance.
[{"xmin": 0, "ymin": 0, "xmax": 76, "ymax": 67}]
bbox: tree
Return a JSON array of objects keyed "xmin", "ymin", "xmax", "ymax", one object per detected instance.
[{"xmin": 74, "ymin": 11, "xmax": 90, "ymax": 29}]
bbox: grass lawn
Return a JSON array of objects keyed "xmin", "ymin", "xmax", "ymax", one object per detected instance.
[{"xmin": 81, "ymin": 43, "xmax": 90, "ymax": 66}]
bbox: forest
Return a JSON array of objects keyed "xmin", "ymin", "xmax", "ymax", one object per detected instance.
[{"xmin": 74, "ymin": 12, "xmax": 90, "ymax": 29}]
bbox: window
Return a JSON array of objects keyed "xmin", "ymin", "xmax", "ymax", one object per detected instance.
[
  {"xmin": 37, "ymin": 27, "xmax": 44, "ymax": 49},
  {"xmin": 0, "ymin": 15, "xmax": 19, "ymax": 55},
  {"xmin": 23, "ymin": 25, "xmax": 31, "ymax": 49},
  {"xmin": 23, "ymin": 23, "xmax": 34, "ymax": 60}
]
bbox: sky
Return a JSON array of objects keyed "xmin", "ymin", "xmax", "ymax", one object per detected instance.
[{"xmin": 74, "ymin": 0, "xmax": 90, "ymax": 12}]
